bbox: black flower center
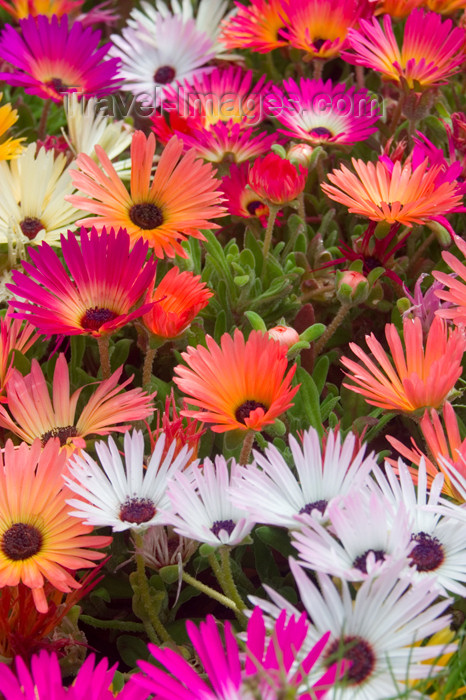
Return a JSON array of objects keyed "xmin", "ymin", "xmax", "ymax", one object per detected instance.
[
  {"xmin": 325, "ymin": 635, "xmax": 376, "ymax": 684},
  {"xmin": 235, "ymin": 400, "xmax": 268, "ymax": 424},
  {"xmin": 129, "ymin": 203, "xmax": 164, "ymax": 230},
  {"xmin": 353, "ymin": 549, "xmax": 386, "ymax": 575},
  {"xmin": 313, "ymin": 38, "xmax": 326, "ymax": 50},
  {"xmin": 41, "ymin": 425, "xmax": 78, "ymax": 447},
  {"xmin": 211, "ymin": 519, "xmax": 236, "ymax": 537},
  {"xmin": 154, "ymin": 66, "xmax": 176, "ymax": 84},
  {"xmin": 20, "ymin": 217, "xmax": 44, "ymax": 240},
  {"xmin": 409, "ymin": 532, "xmax": 445, "ymax": 572},
  {"xmin": 48, "ymin": 77, "xmax": 70, "ymax": 94},
  {"xmin": 311, "ymin": 126, "xmax": 333, "ymax": 138},
  {"xmin": 1, "ymin": 523, "xmax": 43, "ymax": 560},
  {"xmin": 246, "ymin": 201, "xmax": 264, "ymax": 215},
  {"xmin": 81, "ymin": 307, "xmax": 118, "ymax": 332},
  {"xmin": 119, "ymin": 497, "xmax": 156, "ymax": 525},
  {"xmin": 363, "ymin": 256, "xmax": 382, "ymax": 272},
  {"xmin": 299, "ymin": 499, "xmax": 328, "ymax": 516}
]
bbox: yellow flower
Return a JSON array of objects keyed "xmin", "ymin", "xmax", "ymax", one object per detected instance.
[{"xmin": 0, "ymin": 93, "xmax": 24, "ymax": 160}]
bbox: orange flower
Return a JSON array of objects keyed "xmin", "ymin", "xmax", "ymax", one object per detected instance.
[
  {"xmin": 68, "ymin": 131, "xmax": 226, "ymax": 259},
  {"xmin": 387, "ymin": 401, "xmax": 466, "ymax": 500},
  {"xmin": 219, "ymin": 0, "xmax": 290, "ymax": 53},
  {"xmin": 375, "ymin": 0, "xmax": 423, "ymax": 18},
  {"xmin": 0, "ymin": 440, "xmax": 111, "ymax": 613},
  {"xmin": 174, "ymin": 329, "xmax": 299, "ymax": 432},
  {"xmin": 142, "ymin": 267, "xmax": 213, "ymax": 340},
  {"xmin": 322, "ymin": 157, "xmax": 463, "ymax": 228},
  {"xmin": 424, "ymin": 0, "xmax": 466, "ymax": 13},
  {"xmin": 341, "ymin": 316, "xmax": 465, "ymax": 414},
  {"xmin": 434, "ymin": 235, "xmax": 466, "ymax": 325},
  {"xmin": 0, "ymin": 0, "xmax": 83, "ymax": 19}
]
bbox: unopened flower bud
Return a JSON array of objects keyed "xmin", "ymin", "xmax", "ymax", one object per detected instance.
[
  {"xmin": 336, "ymin": 270, "xmax": 369, "ymax": 304},
  {"xmin": 287, "ymin": 143, "xmax": 314, "ymax": 167},
  {"xmin": 268, "ymin": 325, "xmax": 300, "ymax": 347}
]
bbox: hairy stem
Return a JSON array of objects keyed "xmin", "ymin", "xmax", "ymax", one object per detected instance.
[
  {"xmin": 181, "ymin": 570, "xmax": 239, "ymax": 612},
  {"xmin": 239, "ymin": 430, "xmax": 255, "ymax": 465},
  {"xmin": 97, "ymin": 334, "xmax": 111, "ymax": 380},
  {"xmin": 133, "ymin": 531, "xmax": 172, "ymax": 644},
  {"xmin": 313, "ymin": 303, "xmax": 351, "ymax": 356},
  {"xmin": 262, "ymin": 205, "xmax": 280, "ymax": 260},
  {"xmin": 142, "ymin": 346, "xmax": 157, "ymax": 392}
]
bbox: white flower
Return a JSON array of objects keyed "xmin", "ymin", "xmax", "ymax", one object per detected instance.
[
  {"xmin": 251, "ymin": 559, "xmax": 456, "ymax": 700},
  {"xmin": 65, "ymin": 430, "xmax": 194, "ymax": 532},
  {"xmin": 161, "ymin": 455, "xmax": 255, "ymax": 547},
  {"xmin": 230, "ymin": 427, "xmax": 377, "ymax": 528}
]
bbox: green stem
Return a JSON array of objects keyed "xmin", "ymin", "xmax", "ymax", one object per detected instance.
[
  {"xmin": 265, "ymin": 51, "xmax": 283, "ymax": 83},
  {"xmin": 262, "ymin": 205, "xmax": 280, "ymax": 260},
  {"xmin": 297, "ymin": 191, "xmax": 306, "ymax": 234},
  {"xmin": 239, "ymin": 430, "xmax": 255, "ymax": 466},
  {"xmin": 97, "ymin": 334, "xmax": 111, "ymax": 380},
  {"xmin": 133, "ymin": 531, "xmax": 172, "ymax": 644},
  {"xmin": 181, "ymin": 570, "xmax": 239, "ymax": 612},
  {"xmin": 313, "ymin": 303, "xmax": 351, "ymax": 356},
  {"xmin": 142, "ymin": 346, "xmax": 157, "ymax": 392},
  {"xmin": 80, "ymin": 615, "xmax": 145, "ymax": 632},
  {"xmin": 219, "ymin": 547, "xmax": 246, "ymax": 614},
  {"xmin": 313, "ymin": 59, "xmax": 324, "ymax": 80},
  {"xmin": 407, "ymin": 231, "xmax": 435, "ymax": 278}
]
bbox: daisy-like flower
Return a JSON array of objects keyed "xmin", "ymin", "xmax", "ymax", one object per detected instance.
[
  {"xmin": 252, "ymin": 559, "xmax": 456, "ymax": 699},
  {"xmin": 0, "ymin": 93, "xmax": 24, "ymax": 160},
  {"xmin": 0, "ymin": 440, "xmax": 111, "ymax": 613},
  {"xmin": 321, "ymin": 156, "xmax": 463, "ymax": 230},
  {"xmin": 110, "ymin": 14, "xmax": 216, "ymax": 108},
  {"xmin": 173, "ymin": 121, "xmax": 278, "ymax": 163},
  {"xmin": 128, "ymin": 607, "xmax": 342, "ymax": 700},
  {"xmin": 433, "ymin": 235, "xmax": 466, "ymax": 325},
  {"xmin": 0, "ymin": 313, "xmax": 37, "ymax": 395},
  {"xmin": 230, "ymin": 426, "xmax": 377, "ymax": 528},
  {"xmin": 65, "ymin": 430, "xmax": 193, "ymax": 532},
  {"xmin": 0, "ymin": 353, "xmax": 154, "ymax": 453},
  {"xmin": 68, "ymin": 131, "xmax": 226, "ymax": 259},
  {"xmin": 387, "ymin": 401, "xmax": 466, "ymax": 500},
  {"xmin": 0, "ymin": 143, "xmax": 81, "ymax": 247},
  {"xmin": 219, "ymin": 0, "xmax": 291, "ymax": 54},
  {"xmin": 174, "ymin": 329, "xmax": 299, "ymax": 433},
  {"xmin": 0, "ymin": 15, "xmax": 121, "ymax": 103},
  {"xmin": 375, "ymin": 0, "xmax": 423, "ymax": 18},
  {"xmin": 142, "ymin": 267, "xmax": 213, "ymax": 340},
  {"xmin": 0, "ymin": 0, "xmax": 83, "ymax": 20},
  {"xmin": 370, "ymin": 457, "xmax": 466, "ymax": 597},
  {"xmin": 162, "ymin": 456, "xmax": 254, "ymax": 547},
  {"xmin": 7, "ymin": 227, "xmax": 156, "ymax": 338},
  {"xmin": 341, "ymin": 316, "xmax": 466, "ymax": 414},
  {"xmin": 221, "ymin": 162, "xmax": 271, "ymax": 227},
  {"xmin": 402, "ymin": 274, "xmax": 450, "ymax": 335},
  {"xmin": 271, "ymin": 78, "xmax": 380, "ymax": 146},
  {"xmin": 282, "ymin": 0, "xmax": 374, "ymax": 60},
  {"xmin": 248, "ymin": 153, "xmax": 307, "ymax": 205},
  {"xmin": 292, "ymin": 490, "xmax": 413, "ymax": 582},
  {"xmin": 343, "ymin": 9, "xmax": 466, "ymax": 90}
]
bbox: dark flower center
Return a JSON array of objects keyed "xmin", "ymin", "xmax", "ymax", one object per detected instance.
[
  {"xmin": 119, "ymin": 497, "xmax": 156, "ymax": 525},
  {"xmin": 2, "ymin": 523, "xmax": 43, "ymax": 560},
  {"xmin": 311, "ymin": 126, "xmax": 333, "ymax": 138},
  {"xmin": 353, "ymin": 549, "xmax": 386, "ymax": 575},
  {"xmin": 41, "ymin": 425, "xmax": 78, "ymax": 447},
  {"xmin": 154, "ymin": 66, "xmax": 176, "ymax": 84},
  {"xmin": 363, "ymin": 256, "xmax": 382, "ymax": 272},
  {"xmin": 48, "ymin": 77, "xmax": 70, "ymax": 94},
  {"xmin": 81, "ymin": 307, "xmax": 118, "ymax": 331},
  {"xmin": 299, "ymin": 499, "xmax": 328, "ymax": 516},
  {"xmin": 235, "ymin": 400, "xmax": 268, "ymax": 424},
  {"xmin": 129, "ymin": 203, "xmax": 164, "ymax": 230},
  {"xmin": 409, "ymin": 532, "xmax": 444, "ymax": 572},
  {"xmin": 20, "ymin": 217, "xmax": 44, "ymax": 239},
  {"xmin": 211, "ymin": 519, "xmax": 236, "ymax": 537},
  {"xmin": 325, "ymin": 635, "xmax": 376, "ymax": 684},
  {"xmin": 313, "ymin": 38, "xmax": 326, "ymax": 50},
  {"xmin": 246, "ymin": 201, "xmax": 264, "ymax": 215}
]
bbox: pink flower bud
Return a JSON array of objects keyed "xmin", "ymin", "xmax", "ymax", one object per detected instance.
[
  {"xmin": 268, "ymin": 325, "xmax": 300, "ymax": 348},
  {"xmin": 287, "ymin": 143, "xmax": 314, "ymax": 167},
  {"xmin": 336, "ymin": 270, "xmax": 369, "ymax": 303}
]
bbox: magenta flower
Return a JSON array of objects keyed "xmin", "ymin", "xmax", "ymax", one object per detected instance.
[
  {"xmin": 128, "ymin": 607, "xmax": 343, "ymax": 699},
  {"xmin": 0, "ymin": 15, "xmax": 121, "ymax": 103},
  {"xmin": 7, "ymin": 227, "xmax": 156, "ymax": 338}
]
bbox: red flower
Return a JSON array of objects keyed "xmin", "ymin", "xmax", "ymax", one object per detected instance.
[{"xmin": 248, "ymin": 154, "xmax": 307, "ymax": 206}]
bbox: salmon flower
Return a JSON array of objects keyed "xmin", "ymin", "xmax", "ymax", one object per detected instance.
[
  {"xmin": 0, "ymin": 353, "xmax": 155, "ymax": 453},
  {"xmin": 343, "ymin": 10, "xmax": 466, "ymax": 90},
  {"xmin": 0, "ymin": 313, "xmax": 37, "ymax": 394},
  {"xmin": 174, "ymin": 329, "xmax": 299, "ymax": 432},
  {"xmin": 142, "ymin": 267, "xmax": 213, "ymax": 340},
  {"xmin": 68, "ymin": 131, "xmax": 226, "ymax": 259},
  {"xmin": 434, "ymin": 235, "xmax": 466, "ymax": 325},
  {"xmin": 387, "ymin": 402, "xmax": 466, "ymax": 500},
  {"xmin": 341, "ymin": 316, "xmax": 465, "ymax": 414},
  {"xmin": 0, "ymin": 439, "xmax": 111, "ymax": 613}
]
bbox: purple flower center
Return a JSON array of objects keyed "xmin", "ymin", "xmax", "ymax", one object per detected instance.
[
  {"xmin": 313, "ymin": 38, "xmax": 326, "ymax": 51},
  {"xmin": 41, "ymin": 425, "xmax": 78, "ymax": 447},
  {"xmin": 129, "ymin": 203, "xmax": 164, "ymax": 230},
  {"xmin": 211, "ymin": 519, "xmax": 236, "ymax": 537},
  {"xmin": 81, "ymin": 307, "xmax": 118, "ymax": 332},
  {"xmin": 325, "ymin": 635, "xmax": 376, "ymax": 684},
  {"xmin": 353, "ymin": 549, "xmax": 386, "ymax": 574},
  {"xmin": 2, "ymin": 523, "xmax": 42, "ymax": 560},
  {"xmin": 47, "ymin": 77, "xmax": 70, "ymax": 94},
  {"xmin": 409, "ymin": 532, "xmax": 444, "ymax": 572},
  {"xmin": 20, "ymin": 217, "xmax": 44, "ymax": 240},
  {"xmin": 299, "ymin": 499, "xmax": 328, "ymax": 516},
  {"xmin": 311, "ymin": 126, "xmax": 333, "ymax": 138},
  {"xmin": 120, "ymin": 497, "xmax": 156, "ymax": 525},
  {"xmin": 235, "ymin": 400, "xmax": 268, "ymax": 424},
  {"xmin": 154, "ymin": 66, "xmax": 176, "ymax": 84},
  {"xmin": 246, "ymin": 201, "xmax": 264, "ymax": 215}
]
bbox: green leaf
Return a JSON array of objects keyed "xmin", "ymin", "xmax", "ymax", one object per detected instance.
[
  {"xmin": 110, "ymin": 338, "xmax": 132, "ymax": 372},
  {"xmin": 256, "ymin": 526, "xmax": 295, "ymax": 559},
  {"xmin": 214, "ymin": 309, "xmax": 227, "ymax": 338},
  {"xmin": 290, "ymin": 366, "xmax": 322, "ymax": 436},
  {"xmin": 313, "ymin": 356, "xmax": 329, "ymax": 395},
  {"xmin": 117, "ymin": 635, "xmax": 151, "ymax": 668},
  {"xmin": 244, "ymin": 310, "xmax": 267, "ymax": 331}
]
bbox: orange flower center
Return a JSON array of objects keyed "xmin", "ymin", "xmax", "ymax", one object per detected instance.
[
  {"xmin": 119, "ymin": 497, "xmax": 156, "ymax": 525},
  {"xmin": 409, "ymin": 532, "xmax": 444, "ymax": 572},
  {"xmin": 81, "ymin": 307, "xmax": 118, "ymax": 331},
  {"xmin": 235, "ymin": 400, "xmax": 268, "ymax": 424},
  {"xmin": 129, "ymin": 203, "xmax": 164, "ymax": 230},
  {"xmin": 41, "ymin": 425, "xmax": 78, "ymax": 447},
  {"xmin": 20, "ymin": 217, "xmax": 44, "ymax": 239},
  {"xmin": 2, "ymin": 523, "xmax": 43, "ymax": 560},
  {"xmin": 325, "ymin": 635, "xmax": 376, "ymax": 684},
  {"xmin": 154, "ymin": 66, "xmax": 176, "ymax": 84}
]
